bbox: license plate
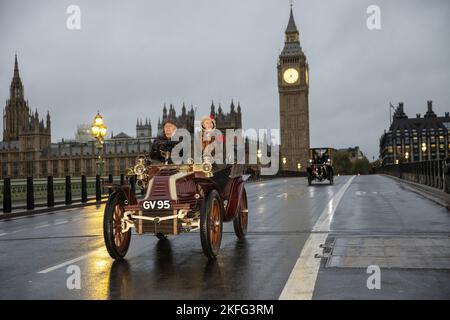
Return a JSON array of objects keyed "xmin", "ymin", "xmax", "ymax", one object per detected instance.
[{"xmin": 142, "ymin": 200, "xmax": 172, "ymax": 211}]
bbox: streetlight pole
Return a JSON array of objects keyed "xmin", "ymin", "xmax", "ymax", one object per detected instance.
[
  {"xmin": 91, "ymin": 111, "xmax": 107, "ymax": 177},
  {"xmin": 421, "ymin": 143, "xmax": 427, "ymax": 161}
]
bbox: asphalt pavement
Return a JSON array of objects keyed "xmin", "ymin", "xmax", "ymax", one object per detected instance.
[{"xmin": 0, "ymin": 175, "xmax": 449, "ymax": 299}]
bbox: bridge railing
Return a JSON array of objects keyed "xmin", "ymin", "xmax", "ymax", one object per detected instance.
[
  {"xmin": 375, "ymin": 160, "xmax": 447, "ymax": 192},
  {"xmin": 1, "ymin": 174, "xmax": 140, "ymax": 215}
]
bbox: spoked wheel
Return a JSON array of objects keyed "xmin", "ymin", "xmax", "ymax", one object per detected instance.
[
  {"xmin": 156, "ymin": 233, "xmax": 168, "ymax": 240},
  {"xmin": 103, "ymin": 192, "xmax": 131, "ymax": 260},
  {"xmin": 233, "ymin": 188, "xmax": 248, "ymax": 239},
  {"xmin": 200, "ymin": 190, "xmax": 223, "ymax": 260}
]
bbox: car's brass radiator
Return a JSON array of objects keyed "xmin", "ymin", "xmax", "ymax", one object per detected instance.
[{"xmin": 136, "ymin": 210, "xmax": 181, "ymax": 235}]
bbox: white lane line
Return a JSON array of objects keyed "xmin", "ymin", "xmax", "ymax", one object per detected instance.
[
  {"xmin": 54, "ymin": 220, "xmax": 68, "ymax": 225},
  {"xmin": 312, "ymin": 176, "xmax": 355, "ymax": 232},
  {"xmin": 0, "ymin": 232, "xmax": 8, "ymax": 237},
  {"xmin": 279, "ymin": 233, "xmax": 328, "ymax": 300},
  {"xmin": 37, "ymin": 250, "xmax": 100, "ymax": 274},
  {"xmin": 34, "ymin": 224, "xmax": 51, "ymax": 229},
  {"xmin": 10, "ymin": 228, "xmax": 26, "ymax": 234},
  {"xmin": 279, "ymin": 175, "xmax": 355, "ymax": 300}
]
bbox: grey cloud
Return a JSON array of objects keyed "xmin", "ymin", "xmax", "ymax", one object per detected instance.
[{"xmin": 0, "ymin": 0, "xmax": 449, "ymax": 161}]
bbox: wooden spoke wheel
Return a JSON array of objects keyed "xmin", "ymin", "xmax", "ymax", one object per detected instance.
[
  {"xmin": 103, "ymin": 192, "xmax": 131, "ymax": 260},
  {"xmin": 200, "ymin": 190, "xmax": 223, "ymax": 260},
  {"xmin": 233, "ymin": 188, "xmax": 248, "ymax": 239}
]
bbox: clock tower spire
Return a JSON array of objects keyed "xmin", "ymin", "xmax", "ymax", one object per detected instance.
[{"xmin": 278, "ymin": 5, "xmax": 310, "ymax": 172}]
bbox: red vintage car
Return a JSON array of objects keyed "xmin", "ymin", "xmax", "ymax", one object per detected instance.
[{"xmin": 103, "ymin": 158, "xmax": 249, "ymax": 260}]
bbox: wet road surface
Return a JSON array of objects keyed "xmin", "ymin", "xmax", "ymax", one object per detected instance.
[{"xmin": 0, "ymin": 175, "xmax": 449, "ymax": 299}]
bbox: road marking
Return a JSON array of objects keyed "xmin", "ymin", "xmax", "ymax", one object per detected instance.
[
  {"xmin": 37, "ymin": 250, "xmax": 99, "ymax": 274},
  {"xmin": 279, "ymin": 175, "xmax": 355, "ymax": 300},
  {"xmin": 54, "ymin": 220, "xmax": 68, "ymax": 225},
  {"xmin": 279, "ymin": 233, "xmax": 328, "ymax": 300},
  {"xmin": 312, "ymin": 176, "xmax": 355, "ymax": 232},
  {"xmin": 10, "ymin": 228, "xmax": 26, "ymax": 234},
  {"xmin": 34, "ymin": 224, "xmax": 51, "ymax": 229},
  {"xmin": 0, "ymin": 232, "xmax": 8, "ymax": 237}
]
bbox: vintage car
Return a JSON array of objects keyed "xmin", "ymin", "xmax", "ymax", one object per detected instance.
[
  {"xmin": 102, "ymin": 156, "xmax": 249, "ymax": 260},
  {"xmin": 306, "ymin": 148, "xmax": 334, "ymax": 185}
]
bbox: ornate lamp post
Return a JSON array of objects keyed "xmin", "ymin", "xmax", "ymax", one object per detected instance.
[
  {"xmin": 91, "ymin": 111, "xmax": 107, "ymax": 176},
  {"xmin": 421, "ymin": 142, "xmax": 427, "ymax": 161},
  {"xmin": 257, "ymin": 149, "xmax": 262, "ymax": 163}
]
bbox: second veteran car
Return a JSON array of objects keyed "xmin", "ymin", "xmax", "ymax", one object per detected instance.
[
  {"xmin": 306, "ymin": 148, "xmax": 334, "ymax": 185},
  {"xmin": 102, "ymin": 156, "xmax": 249, "ymax": 260}
]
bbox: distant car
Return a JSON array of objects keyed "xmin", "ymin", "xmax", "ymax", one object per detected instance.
[
  {"xmin": 103, "ymin": 157, "xmax": 249, "ymax": 260},
  {"xmin": 307, "ymin": 148, "xmax": 334, "ymax": 185}
]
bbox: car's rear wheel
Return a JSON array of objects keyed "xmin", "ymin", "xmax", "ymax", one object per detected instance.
[
  {"xmin": 233, "ymin": 188, "xmax": 248, "ymax": 239},
  {"xmin": 103, "ymin": 192, "xmax": 131, "ymax": 260},
  {"xmin": 200, "ymin": 190, "xmax": 223, "ymax": 260}
]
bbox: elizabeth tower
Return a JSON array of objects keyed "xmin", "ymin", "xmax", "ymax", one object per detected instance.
[{"xmin": 278, "ymin": 7, "xmax": 310, "ymax": 172}]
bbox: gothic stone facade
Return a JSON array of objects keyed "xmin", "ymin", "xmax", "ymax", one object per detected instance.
[
  {"xmin": 0, "ymin": 55, "xmax": 248, "ymax": 179},
  {"xmin": 278, "ymin": 8, "xmax": 310, "ymax": 172}
]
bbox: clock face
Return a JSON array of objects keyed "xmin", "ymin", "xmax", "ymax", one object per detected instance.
[{"xmin": 283, "ymin": 68, "xmax": 299, "ymax": 84}]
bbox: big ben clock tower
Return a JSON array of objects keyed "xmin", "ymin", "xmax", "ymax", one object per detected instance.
[{"xmin": 278, "ymin": 6, "xmax": 310, "ymax": 172}]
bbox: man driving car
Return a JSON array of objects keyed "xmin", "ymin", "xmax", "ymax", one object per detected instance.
[{"xmin": 149, "ymin": 119, "xmax": 180, "ymax": 164}]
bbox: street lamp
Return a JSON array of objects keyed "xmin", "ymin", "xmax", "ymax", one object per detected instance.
[
  {"xmin": 297, "ymin": 163, "xmax": 301, "ymax": 171},
  {"xmin": 91, "ymin": 111, "xmax": 107, "ymax": 176},
  {"xmin": 421, "ymin": 143, "xmax": 427, "ymax": 153},
  {"xmin": 282, "ymin": 157, "xmax": 287, "ymax": 175},
  {"xmin": 405, "ymin": 152, "xmax": 409, "ymax": 162}
]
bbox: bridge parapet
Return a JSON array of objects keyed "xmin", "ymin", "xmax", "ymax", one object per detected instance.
[{"xmin": 374, "ymin": 160, "xmax": 448, "ymax": 192}]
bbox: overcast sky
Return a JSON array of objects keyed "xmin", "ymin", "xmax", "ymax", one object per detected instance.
[{"xmin": 1, "ymin": 0, "xmax": 449, "ymax": 160}]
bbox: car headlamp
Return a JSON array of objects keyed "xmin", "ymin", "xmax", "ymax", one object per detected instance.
[
  {"xmin": 202, "ymin": 162, "xmax": 212, "ymax": 173},
  {"xmin": 133, "ymin": 164, "xmax": 145, "ymax": 175},
  {"xmin": 133, "ymin": 158, "xmax": 146, "ymax": 175}
]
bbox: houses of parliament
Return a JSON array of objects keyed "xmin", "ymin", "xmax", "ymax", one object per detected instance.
[
  {"xmin": 1, "ymin": 7, "xmax": 310, "ymax": 178},
  {"xmin": 0, "ymin": 55, "xmax": 243, "ymax": 179}
]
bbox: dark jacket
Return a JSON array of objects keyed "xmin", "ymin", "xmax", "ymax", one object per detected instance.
[{"xmin": 150, "ymin": 135, "xmax": 181, "ymax": 164}]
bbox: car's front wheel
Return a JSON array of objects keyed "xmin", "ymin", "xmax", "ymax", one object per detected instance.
[
  {"xmin": 200, "ymin": 190, "xmax": 223, "ymax": 260},
  {"xmin": 103, "ymin": 192, "xmax": 131, "ymax": 260}
]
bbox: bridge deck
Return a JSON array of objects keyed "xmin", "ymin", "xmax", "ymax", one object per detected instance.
[{"xmin": 0, "ymin": 175, "xmax": 449, "ymax": 299}]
